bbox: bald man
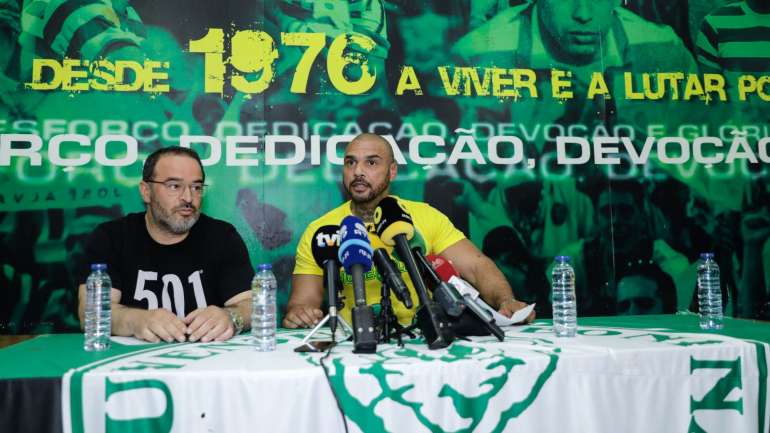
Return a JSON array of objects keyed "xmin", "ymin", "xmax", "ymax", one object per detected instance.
[{"xmin": 284, "ymin": 133, "xmax": 535, "ymax": 328}]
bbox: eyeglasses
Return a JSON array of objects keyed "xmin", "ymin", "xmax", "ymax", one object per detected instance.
[{"xmin": 145, "ymin": 179, "xmax": 207, "ymax": 197}]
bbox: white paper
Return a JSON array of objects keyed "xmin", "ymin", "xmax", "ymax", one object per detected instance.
[
  {"xmin": 449, "ymin": 275, "xmax": 535, "ymax": 326},
  {"xmin": 492, "ymin": 302, "xmax": 536, "ymax": 326}
]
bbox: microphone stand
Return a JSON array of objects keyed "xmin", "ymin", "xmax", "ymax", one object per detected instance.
[
  {"xmin": 392, "ymin": 234, "xmax": 454, "ymax": 349},
  {"xmin": 350, "ymin": 266, "xmax": 378, "ymax": 353},
  {"xmin": 377, "ymin": 279, "xmax": 412, "ymax": 346},
  {"xmin": 299, "ymin": 261, "xmax": 353, "ymax": 350},
  {"xmin": 299, "ymin": 312, "xmax": 353, "ymax": 350},
  {"xmin": 413, "ymin": 247, "xmax": 505, "ymax": 341}
]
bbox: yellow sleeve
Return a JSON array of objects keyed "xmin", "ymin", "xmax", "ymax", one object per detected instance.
[
  {"xmin": 424, "ymin": 205, "xmax": 466, "ymax": 255},
  {"xmin": 293, "ymin": 223, "xmax": 323, "ymax": 276}
]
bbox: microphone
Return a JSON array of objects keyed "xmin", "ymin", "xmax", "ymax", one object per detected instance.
[
  {"xmin": 374, "ymin": 196, "xmax": 453, "ymax": 349},
  {"xmin": 373, "ymin": 197, "xmax": 424, "ymax": 303},
  {"xmin": 312, "ymin": 225, "xmax": 341, "ymax": 266},
  {"xmin": 372, "ymin": 249, "xmax": 413, "ymax": 309},
  {"xmin": 427, "ymin": 255, "xmax": 505, "ymax": 341},
  {"xmin": 431, "ymin": 255, "xmax": 459, "ymax": 281},
  {"xmin": 311, "ymin": 225, "xmax": 342, "ymax": 336},
  {"xmin": 431, "ymin": 255, "xmax": 481, "ymax": 299},
  {"xmin": 412, "ymin": 247, "xmax": 464, "ymax": 317},
  {"xmin": 338, "ymin": 215, "xmax": 377, "ymax": 353}
]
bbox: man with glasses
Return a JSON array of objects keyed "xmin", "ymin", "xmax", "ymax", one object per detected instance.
[{"xmin": 77, "ymin": 147, "xmax": 253, "ymax": 343}]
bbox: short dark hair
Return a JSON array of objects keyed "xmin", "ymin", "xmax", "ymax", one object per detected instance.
[{"xmin": 142, "ymin": 147, "xmax": 205, "ymax": 182}]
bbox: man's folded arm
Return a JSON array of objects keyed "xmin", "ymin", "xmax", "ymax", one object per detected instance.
[
  {"xmin": 439, "ymin": 239, "xmax": 535, "ymax": 322},
  {"xmin": 224, "ymin": 290, "xmax": 252, "ymax": 330},
  {"xmin": 183, "ymin": 290, "xmax": 252, "ymax": 343},
  {"xmin": 78, "ymin": 283, "xmax": 187, "ymax": 343}
]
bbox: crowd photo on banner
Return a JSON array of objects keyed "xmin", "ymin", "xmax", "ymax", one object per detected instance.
[{"xmin": 0, "ymin": 0, "xmax": 769, "ymax": 333}]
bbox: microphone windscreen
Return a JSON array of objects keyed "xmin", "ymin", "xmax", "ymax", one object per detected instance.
[
  {"xmin": 338, "ymin": 215, "xmax": 373, "ymax": 273},
  {"xmin": 311, "ymin": 225, "xmax": 340, "ymax": 266},
  {"xmin": 374, "ymin": 196, "xmax": 414, "ymax": 246},
  {"xmin": 427, "ymin": 254, "xmax": 460, "ymax": 282}
]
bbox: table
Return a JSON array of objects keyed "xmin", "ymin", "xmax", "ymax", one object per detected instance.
[
  {"xmin": 0, "ymin": 335, "xmax": 34, "ymax": 349},
  {"xmin": 1, "ymin": 314, "xmax": 768, "ymax": 433}
]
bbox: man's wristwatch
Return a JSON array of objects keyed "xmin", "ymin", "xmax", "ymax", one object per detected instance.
[{"xmin": 227, "ymin": 308, "xmax": 245, "ymax": 334}]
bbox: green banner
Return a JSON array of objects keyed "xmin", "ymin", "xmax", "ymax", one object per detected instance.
[{"xmin": 1, "ymin": 0, "xmax": 769, "ymax": 333}]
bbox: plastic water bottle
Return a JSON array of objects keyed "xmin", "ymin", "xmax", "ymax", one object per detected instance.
[
  {"xmin": 84, "ymin": 263, "xmax": 111, "ymax": 351},
  {"xmin": 697, "ymin": 253, "xmax": 724, "ymax": 330},
  {"xmin": 251, "ymin": 263, "xmax": 277, "ymax": 351},
  {"xmin": 551, "ymin": 256, "xmax": 577, "ymax": 337}
]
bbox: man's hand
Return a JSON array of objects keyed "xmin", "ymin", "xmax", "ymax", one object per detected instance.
[
  {"xmin": 184, "ymin": 305, "xmax": 234, "ymax": 342},
  {"xmin": 440, "ymin": 240, "xmax": 533, "ymax": 324},
  {"xmin": 132, "ymin": 308, "xmax": 187, "ymax": 343},
  {"xmin": 283, "ymin": 305, "xmax": 323, "ymax": 328},
  {"xmin": 284, "ymin": 274, "xmax": 325, "ymax": 328},
  {"xmin": 498, "ymin": 299, "xmax": 536, "ymax": 324}
]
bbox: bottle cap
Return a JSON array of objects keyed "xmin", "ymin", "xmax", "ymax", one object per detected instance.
[
  {"xmin": 555, "ymin": 255, "xmax": 571, "ymax": 263},
  {"xmin": 699, "ymin": 252, "xmax": 715, "ymax": 260},
  {"xmin": 90, "ymin": 263, "xmax": 107, "ymax": 271},
  {"xmin": 258, "ymin": 263, "xmax": 273, "ymax": 271}
]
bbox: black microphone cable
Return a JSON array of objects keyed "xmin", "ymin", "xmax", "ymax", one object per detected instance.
[{"xmin": 318, "ymin": 338, "xmax": 351, "ymax": 433}]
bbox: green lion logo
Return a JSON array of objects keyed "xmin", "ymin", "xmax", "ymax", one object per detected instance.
[{"xmin": 299, "ymin": 335, "xmax": 559, "ymax": 433}]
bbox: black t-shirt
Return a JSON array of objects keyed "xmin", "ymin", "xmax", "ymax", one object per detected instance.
[{"xmin": 79, "ymin": 212, "xmax": 253, "ymax": 316}]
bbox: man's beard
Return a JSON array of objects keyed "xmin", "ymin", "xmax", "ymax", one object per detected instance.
[
  {"xmin": 346, "ymin": 176, "xmax": 390, "ymax": 205},
  {"xmin": 149, "ymin": 197, "xmax": 200, "ymax": 235}
]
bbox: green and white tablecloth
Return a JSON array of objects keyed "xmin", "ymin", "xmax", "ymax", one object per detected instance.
[{"xmin": 1, "ymin": 315, "xmax": 768, "ymax": 433}]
